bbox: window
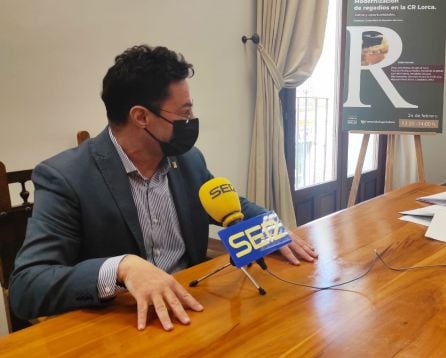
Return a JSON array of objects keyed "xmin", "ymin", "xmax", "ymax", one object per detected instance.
[{"xmin": 283, "ymin": 0, "xmax": 386, "ymax": 225}]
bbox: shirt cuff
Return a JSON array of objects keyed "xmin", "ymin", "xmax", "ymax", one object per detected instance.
[{"xmin": 97, "ymin": 255, "xmax": 127, "ymax": 300}]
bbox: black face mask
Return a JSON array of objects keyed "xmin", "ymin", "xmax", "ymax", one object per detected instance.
[{"xmin": 144, "ymin": 115, "xmax": 199, "ymax": 157}]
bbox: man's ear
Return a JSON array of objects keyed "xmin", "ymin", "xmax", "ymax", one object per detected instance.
[{"xmin": 129, "ymin": 105, "xmax": 151, "ymax": 128}]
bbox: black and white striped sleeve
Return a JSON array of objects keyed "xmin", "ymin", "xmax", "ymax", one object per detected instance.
[{"xmin": 97, "ymin": 255, "xmax": 127, "ymax": 300}]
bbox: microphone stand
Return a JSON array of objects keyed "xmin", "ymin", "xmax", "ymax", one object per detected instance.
[{"xmin": 189, "ymin": 257, "xmax": 267, "ymax": 295}]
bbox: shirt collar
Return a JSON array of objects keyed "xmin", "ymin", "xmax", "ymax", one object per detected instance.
[{"xmin": 108, "ymin": 127, "xmax": 170, "ymax": 177}]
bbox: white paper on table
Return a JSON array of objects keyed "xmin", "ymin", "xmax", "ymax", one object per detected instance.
[
  {"xmin": 417, "ymin": 191, "xmax": 446, "ymax": 206},
  {"xmin": 399, "ymin": 215, "xmax": 432, "ymax": 227},
  {"xmin": 400, "ymin": 205, "xmax": 445, "ymax": 217},
  {"xmin": 425, "ymin": 207, "xmax": 446, "ymax": 242}
]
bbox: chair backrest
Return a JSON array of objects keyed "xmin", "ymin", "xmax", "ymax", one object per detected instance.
[
  {"xmin": 77, "ymin": 130, "xmax": 90, "ymax": 145},
  {"xmin": 0, "ymin": 162, "xmax": 33, "ymax": 288},
  {"xmin": 0, "ymin": 161, "xmax": 33, "ymax": 332}
]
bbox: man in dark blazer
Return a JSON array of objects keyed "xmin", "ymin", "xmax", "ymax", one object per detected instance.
[{"xmin": 9, "ymin": 45, "xmax": 317, "ymax": 331}]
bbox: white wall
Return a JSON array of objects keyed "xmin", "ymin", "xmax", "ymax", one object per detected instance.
[
  {"xmin": 0, "ymin": 0, "xmax": 257, "ymax": 192},
  {"xmin": 0, "ymin": 0, "xmax": 256, "ymax": 336},
  {"xmin": 422, "ymin": 135, "xmax": 446, "ymax": 184}
]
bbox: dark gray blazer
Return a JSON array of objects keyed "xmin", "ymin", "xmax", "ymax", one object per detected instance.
[{"xmin": 9, "ymin": 128, "xmax": 266, "ymax": 319}]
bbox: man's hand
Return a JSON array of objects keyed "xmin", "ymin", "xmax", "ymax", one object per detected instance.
[
  {"xmin": 279, "ymin": 231, "xmax": 318, "ymax": 265},
  {"xmin": 117, "ymin": 255, "xmax": 203, "ymax": 331}
]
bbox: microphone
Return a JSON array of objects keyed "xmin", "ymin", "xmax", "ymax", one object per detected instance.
[
  {"xmin": 199, "ymin": 177, "xmax": 292, "ymax": 269},
  {"xmin": 199, "ymin": 177, "xmax": 244, "ymax": 227}
]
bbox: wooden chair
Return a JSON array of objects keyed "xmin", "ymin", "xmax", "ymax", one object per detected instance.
[
  {"xmin": 77, "ymin": 131, "xmax": 90, "ymax": 145},
  {"xmin": 0, "ymin": 162, "xmax": 33, "ymax": 332}
]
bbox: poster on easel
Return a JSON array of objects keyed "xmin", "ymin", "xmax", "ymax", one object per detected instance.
[{"xmin": 342, "ymin": 0, "xmax": 445, "ymax": 133}]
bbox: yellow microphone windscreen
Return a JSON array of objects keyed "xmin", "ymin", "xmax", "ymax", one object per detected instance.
[{"xmin": 199, "ymin": 177, "xmax": 244, "ymax": 226}]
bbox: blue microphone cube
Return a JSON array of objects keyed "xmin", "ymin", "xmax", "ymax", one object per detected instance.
[{"xmin": 217, "ymin": 211, "xmax": 292, "ymax": 268}]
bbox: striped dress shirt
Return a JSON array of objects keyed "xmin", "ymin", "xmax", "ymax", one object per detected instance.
[{"xmin": 97, "ymin": 128, "xmax": 188, "ymax": 299}]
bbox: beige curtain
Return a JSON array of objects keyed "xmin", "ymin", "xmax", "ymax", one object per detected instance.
[
  {"xmin": 392, "ymin": 136, "xmax": 417, "ymax": 188},
  {"xmin": 247, "ymin": 0, "xmax": 328, "ymax": 227}
]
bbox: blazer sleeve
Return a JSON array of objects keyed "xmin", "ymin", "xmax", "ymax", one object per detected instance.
[
  {"xmin": 8, "ymin": 162, "xmax": 109, "ymax": 320},
  {"xmin": 240, "ymin": 196, "xmax": 268, "ymax": 219}
]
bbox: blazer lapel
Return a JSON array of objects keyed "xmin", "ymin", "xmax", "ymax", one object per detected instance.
[{"xmin": 89, "ymin": 128, "xmax": 146, "ymax": 257}]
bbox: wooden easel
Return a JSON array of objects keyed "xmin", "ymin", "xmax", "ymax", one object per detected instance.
[{"xmin": 347, "ymin": 131, "xmax": 434, "ymax": 207}]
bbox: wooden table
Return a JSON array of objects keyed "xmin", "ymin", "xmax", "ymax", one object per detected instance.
[{"xmin": 1, "ymin": 183, "xmax": 446, "ymax": 357}]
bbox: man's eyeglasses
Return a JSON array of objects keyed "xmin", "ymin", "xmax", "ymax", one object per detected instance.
[
  {"xmin": 146, "ymin": 106, "xmax": 198, "ymax": 124},
  {"xmin": 159, "ymin": 108, "xmax": 196, "ymax": 121}
]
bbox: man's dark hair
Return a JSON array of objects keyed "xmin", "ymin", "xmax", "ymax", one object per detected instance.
[{"xmin": 101, "ymin": 45, "xmax": 194, "ymax": 124}]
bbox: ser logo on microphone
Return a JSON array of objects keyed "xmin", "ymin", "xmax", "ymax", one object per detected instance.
[
  {"xmin": 228, "ymin": 217, "xmax": 287, "ymax": 258},
  {"xmin": 218, "ymin": 211, "xmax": 292, "ymax": 268},
  {"xmin": 209, "ymin": 183, "xmax": 236, "ymax": 199}
]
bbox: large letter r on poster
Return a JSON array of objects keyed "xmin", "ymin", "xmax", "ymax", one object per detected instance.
[{"xmin": 344, "ymin": 26, "xmax": 418, "ymax": 109}]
